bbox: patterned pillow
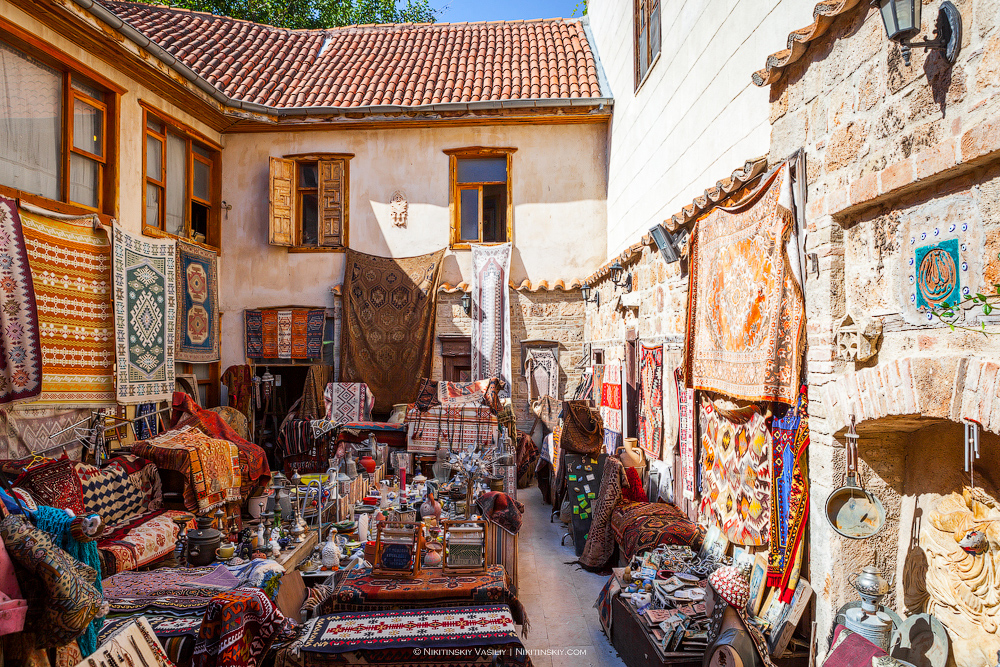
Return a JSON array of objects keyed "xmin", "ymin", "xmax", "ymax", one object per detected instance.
[
  {"xmin": 74, "ymin": 455, "xmax": 160, "ymax": 526},
  {"xmin": 13, "ymin": 459, "xmax": 86, "ymax": 517}
]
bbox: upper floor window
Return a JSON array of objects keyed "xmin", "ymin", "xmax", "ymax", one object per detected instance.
[
  {"xmin": 143, "ymin": 107, "xmax": 219, "ymax": 247},
  {"xmin": 446, "ymin": 147, "xmax": 515, "ymax": 249},
  {"xmin": 0, "ymin": 34, "xmax": 116, "ymax": 213},
  {"xmin": 269, "ymin": 155, "xmax": 350, "ymax": 251},
  {"xmin": 634, "ymin": 0, "xmax": 661, "ymax": 89}
]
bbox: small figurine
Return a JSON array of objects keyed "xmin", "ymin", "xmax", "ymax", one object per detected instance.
[
  {"xmin": 269, "ymin": 535, "xmax": 281, "ymax": 559},
  {"xmin": 420, "ymin": 490, "xmax": 443, "ymax": 521},
  {"xmin": 322, "ymin": 527, "xmax": 342, "ymax": 569}
]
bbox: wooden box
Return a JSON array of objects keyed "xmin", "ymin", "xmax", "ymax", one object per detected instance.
[
  {"xmin": 441, "ymin": 519, "xmax": 489, "ymax": 575},
  {"xmin": 372, "ymin": 521, "xmax": 424, "ymax": 578}
]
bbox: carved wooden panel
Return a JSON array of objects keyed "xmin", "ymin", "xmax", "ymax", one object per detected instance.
[{"xmin": 268, "ymin": 157, "xmax": 294, "ymax": 246}]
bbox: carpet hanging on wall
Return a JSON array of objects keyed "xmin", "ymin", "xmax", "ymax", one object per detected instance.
[
  {"xmin": 175, "ymin": 242, "xmax": 220, "ymax": 362},
  {"xmin": 698, "ymin": 395, "xmax": 771, "ymax": 546},
  {"xmin": 0, "ymin": 198, "xmax": 41, "ymax": 406},
  {"xmin": 340, "ymin": 248, "xmax": 445, "ymax": 414},
  {"xmin": 471, "ymin": 243, "xmax": 512, "ymax": 397},
  {"xmin": 244, "ymin": 308, "xmax": 324, "ymax": 360},
  {"xmin": 112, "ymin": 227, "xmax": 176, "ymax": 404},
  {"xmin": 638, "ymin": 344, "xmax": 664, "ymax": 460},
  {"xmin": 600, "ymin": 363, "xmax": 623, "ymax": 455},
  {"xmin": 768, "ymin": 384, "xmax": 809, "ymax": 601},
  {"xmin": 20, "ymin": 205, "xmax": 115, "ymax": 405},
  {"xmin": 676, "ymin": 369, "xmax": 696, "ymax": 501},
  {"xmin": 683, "ymin": 163, "xmax": 804, "ymax": 405}
]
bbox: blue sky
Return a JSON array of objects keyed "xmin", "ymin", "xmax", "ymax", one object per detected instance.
[{"xmin": 432, "ymin": 0, "xmax": 583, "ymax": 22}]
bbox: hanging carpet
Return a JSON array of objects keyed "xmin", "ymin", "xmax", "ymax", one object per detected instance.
[
  {"xmin": 19, "ymin": 206, "xmax": 115, "ymax": 405},
  {"xmin": 0, "ymin": 198, "xmax": 41, "ymax": 405},
  {"xmin": 524, "ymin": 347, "xmax": 559, "ymax": 400},
  {"xmin": 638, "ymin": 345, "xmax": 664, "ymax": 460},
  {"xmin": 768, "ymin": 385, "xmax": 809, "ymax": 602},
  {"xmin": 683, "ymin": 163, "xmax": 804, "ymax": 405},
  {"xmin": 175, "ymin": 242, "xmax": 220, "ymax": 362},
  {"xmin": 600, "ymin": 363, "xmax": 623, "ymax": 455},
  {"xmin": 221, "ymin": 365, "xmax": 253, "ymax": 420},
  {"xmin": 676, "ymin": 369, "xmax": 696, "ymax": 501},
  {"xmin": 112, "ymin": 226, "xmax": 176, "ymax": 404},
  {"xmin": 406, "ymin": 405, "xmax": 497, "ymax": 455},
  {"xmin": 470, "ymin": 243, "xmax": 512, "ymax": 397},
  {"xmin": 245, "ymin": 308, "xmax": 324, "ymax": 360},
  {"xmin": 299, "ymin": 365, "xmax": 332, "ymax": 420},
  {"xmin": 698, "ymin": 395, "xmax": 772, "ymax": 546},
  {"xmin": 323, "ymin": 382, "xmax": 374, "ymax": 422},
  {"xmin": 340, "ymin": 248, "xmax": 445, "ymax": 414}
]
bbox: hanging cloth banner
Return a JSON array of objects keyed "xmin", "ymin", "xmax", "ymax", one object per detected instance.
[
  {"xmin": 0, "ymin": 198, "xmax": 41, "ymax": 406},
  {"xmin": 676, "ymin": 369, "xmax": 696, "ymax": 502},
  {"xmin": 683, "ymin": 163, "xmax": 804, "ymax": 405},
  {"xmin": 768, "ymin": 384, "xmax": 810, "ymax": 601},
  {"xmin": 638, "ymin": 344, "xmax": 664, "ymax": 460},
  {"xmin": 112, "ymin": 226, "xmax": 176, "ymax": 404},
  {"xmin": 600, "ymin": 363, "xmax": 623, "ymax": 455},
  {"xmin": 471, "ymin": 243, "xmax": 512, "ymax": 397}
]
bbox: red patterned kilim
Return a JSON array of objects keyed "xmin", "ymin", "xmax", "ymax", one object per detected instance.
[{"xmin": 638, "ymin": 345, "xmax": 664, "ymax": 460}]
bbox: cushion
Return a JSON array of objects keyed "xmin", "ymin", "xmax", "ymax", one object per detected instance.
[
  {"xmin": 825, "ymin": 626, "xmax": 888, "ymax": 667},
  {"xmin": 75, "ymin": 455, "xmax": 161, "ymax": 526},
  {"xmin": 12, "ymin": 459, "xmax": 86, "ymax": 517},
  {"xmin": 97, "ymin": 509, "xmax": 187, "ymax": 576}
]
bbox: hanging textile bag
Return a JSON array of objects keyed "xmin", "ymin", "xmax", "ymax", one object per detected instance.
[
  {"xmin": 0, "ymin": 514, "xmax": 102, "ymax": 647},
  {"xmin": 560, "ymin": 401, "xmax": 604, "ymax": 455}
]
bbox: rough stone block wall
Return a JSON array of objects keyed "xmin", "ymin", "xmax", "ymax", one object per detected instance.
[
  {"xmin": 434, "ymin": 289, "xmax": 586, "ymax": 431},
  {"xmin": 768, "ymin": 0, "xmax": 1000, "ymax": 658}
]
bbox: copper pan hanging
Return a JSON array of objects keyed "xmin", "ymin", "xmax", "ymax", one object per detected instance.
[{"xmin": 826, "ymin": 415, "xmax": 887, "ymax": 539}]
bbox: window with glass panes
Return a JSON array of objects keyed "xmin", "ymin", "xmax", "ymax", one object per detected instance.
[
  {"xmin": 634, "ymin": 0, "xmax": 661, "ymax": 88},
  {"xmin": 0, "ymin": 34, "xmax": 113, "ymax": 212},
  {"xmin": 446, "ymin": 148, "xmax": 514, "ymax": 248},
  {"xmin": 143, "ymin": 109, "xmax": 218, "ymax": 247}
]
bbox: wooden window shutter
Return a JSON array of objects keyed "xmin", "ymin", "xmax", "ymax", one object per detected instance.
[
  {"xmin": 269, "ymin": 157, "xmax": 294, "ymax": 246},
  {"xmin": 318, "ymin": 159, "xmax": 346, "ymax": 247}
]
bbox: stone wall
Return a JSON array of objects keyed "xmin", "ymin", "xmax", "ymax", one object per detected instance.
[
  {"xmin": 767, "ymin": 1, "xmax": 1000, "ymax": 660},
  {"xmin": 434, "ymin": 288, "xmax": 587, "ymax": 431}
]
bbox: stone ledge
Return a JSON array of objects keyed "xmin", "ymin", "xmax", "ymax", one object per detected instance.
[
  {"xmin": 822, "ymin": 354, "xmax": 1000, "ymax": 436},
  {"xmin": 828, "ymin": 116, "xmax": 1000, "ymax": 220}
]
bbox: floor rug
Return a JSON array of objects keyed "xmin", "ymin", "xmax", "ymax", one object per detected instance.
[
  {"xmin": 0, "ymin": 198, "xmax": 41, "ymax": 405},
  {"xmin": 697, "ymin": 395, "xmax": 772, "ymax": 546},
  {"xmin": 769, "ymin": 385, "xmax": 809, "ymax": 601},
  {"xmin": 99, "ymin": 614, "xmax": 202, "ymax": 642},
  {"xmin": 340, "ymin": 248, "xmax": 445, "ymax": 414},
  {"xmin": 193, "ymin": 587, "xmax": 294, "ymax": 667},
  {"xmin": 683, "ymin": 164, "xmax": 804, "ymax": 405},
  {"xmin": 175, "ymin": 242, "xmax": 219, "ymax": 362},
  {"xmin": 302, "ymin": 605, "xmax": 520, "ymax": 654},
  {"xmin": 19, "ymin": 207, "xmax": 115, "ymax": 405},
  {"xmin": 610, "ymin": 500, "xmax": 704, "ymax": 563},
  {"xmin": 676, "ymin": 369, "xmax": 696, "ymax": 501},
  {"xmin": 471, "ymin": 243, "xmax": 511, "ymax": 397},
  {"xmin": 112, "ymin": 227, "xmax": 176, "ymax": 404},
  {"xmin": 638, "ymin": 345, "xmax": 664, "ymax": 460}
]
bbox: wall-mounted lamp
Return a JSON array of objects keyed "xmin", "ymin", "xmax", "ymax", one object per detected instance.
[
  {"xmin": 221, "ymin": 200, "xmax": 233, "ymax": 220},
  {"xmin": 872, "ymin": 0, "xmax": 961, "ymax": 66},
  {"xmin": 581, "ymin": 283, "xmax": 599, "ymax": 307},
  {"xmin": 460, "ymin": 292, "xmax": 472, "ymax": 317},
  {"xmin": 609, "ymin": 261, "xmax": 633, "ymax": 292},
  {"xmin": 648, "ymin": 224, "xmax": 687, "ymax": 264}
]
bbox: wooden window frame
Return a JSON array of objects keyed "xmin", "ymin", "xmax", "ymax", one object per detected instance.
[
  {"xmin": 141, "ymin": 102, "xmax": 222, "ymax": 252},
  {"xmin": 634, "ymin": 0, "xmax": 661, "ymax": 91},
  {"xmin": 0, "ymin": 19, "xmax": 122, "ymax": 219},
  {"xmin": 444, "ymin": 147, "xmax": 516, "ymax": 250},
  {"xmin": 279, "ymin": 153, "xmax": 352, "ymax": 253}
]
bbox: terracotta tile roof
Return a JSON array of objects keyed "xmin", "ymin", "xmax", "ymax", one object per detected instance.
[
  {"xmin": 98, "ymin": 1, "xmax": 606, "ymax": 109},
  {"xmin": 752, "ymin": 0, "xmax": 865, "ymax": 87},
  {"xmin": 584, "ymin": 156, "xmax": 769, "ymax": 286}
]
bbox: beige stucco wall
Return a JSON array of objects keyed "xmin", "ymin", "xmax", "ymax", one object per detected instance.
[
  {"xmin": 587, "ymin": 0, "xmax": 817, "ymax": 255},
  {"xmin": 218, "ymin": 123, "xmax": 608, "ymax": 370},
  {"xmin": 1, "ymin": 1, "xmax": 223, "ymax": 235}
]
